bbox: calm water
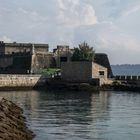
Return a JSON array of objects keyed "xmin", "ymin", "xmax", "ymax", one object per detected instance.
[
  {"xmin": 0, "ymin": 90, "xmax": 140, "ymax": 140},
  {"xmin": 111, "ymin": 65, "xmax": 140, "ymax": 75}
]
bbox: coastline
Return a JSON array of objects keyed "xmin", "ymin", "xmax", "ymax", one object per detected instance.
[
  {"xmin": 0, "ymin": 97, "xmax": 35, "ymax": 140},
  {"xmin": 0, "ymin": 74, "xmax": 139, "ymax": 92}
]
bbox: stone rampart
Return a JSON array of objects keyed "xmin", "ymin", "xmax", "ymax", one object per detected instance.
[{"xmin": 0, "ymin": 74, "xmax": 48, "ymax": 89}]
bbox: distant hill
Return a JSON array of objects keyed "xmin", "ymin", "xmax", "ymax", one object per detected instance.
[{"xmin": 111, "ymin": 64, "xmax": 140, "ymax": 76}]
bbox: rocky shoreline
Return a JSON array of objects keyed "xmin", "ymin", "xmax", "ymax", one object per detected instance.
[{"xmin": 0, "ymin": 97, "xmax": 35, "ymax": 140}]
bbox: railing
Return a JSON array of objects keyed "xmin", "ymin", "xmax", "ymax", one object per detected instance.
[{"xmin": 115, "ymin": 75, "xmax": 140, "ymax": 81}]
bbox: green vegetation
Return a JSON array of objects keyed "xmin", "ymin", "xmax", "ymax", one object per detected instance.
[
  {"xmin": 36, "ymin": 68, "xmax": 60, "ymax": 76},
  {"xmin": 112, "ymin": 80, "xmax": 122, "ymax": 86},
  {"xmin": 71, "ymin": 41, "xmax": 95, "ymax": 61}
]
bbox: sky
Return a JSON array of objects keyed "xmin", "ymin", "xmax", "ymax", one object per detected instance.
[{"xmin": 0, "ymin": 0, "xmax": 140, "ymax": 64}]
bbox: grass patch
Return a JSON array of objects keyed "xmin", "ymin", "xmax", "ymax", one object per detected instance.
[{"xmin": 36, "ymin": 68, "xmax": 61, "ymax": 76}]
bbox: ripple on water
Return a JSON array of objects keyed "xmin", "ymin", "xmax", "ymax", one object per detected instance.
[{"xmin": 0, "ymin": 91, "xmax": 140, "ymax": 140}]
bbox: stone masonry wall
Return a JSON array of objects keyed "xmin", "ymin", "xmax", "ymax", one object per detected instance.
[
  {"xmin": 0, "ymin": 75, "xmax": 47, "ymax": 89},
  {"xmin": 5, "ymin": 46, "xmax": 32, "ymax": 54},
  {"xmin": 94, "ymin": 53, "xmax": 113, "ymax": 78},
  {"xmin": 0, "ymin": 56, "xmax": 13, "ymax": 68},
  {"xmin": 92, "ymin": 62, "xmax": 108, "ymax": 79},
  {"xmin": 92, "ymin": 63, "xmax": 112, "ymax": 86},
  {"xmin": 61, "ymin": 61, "xmax": 92, "ymax": 82},
  {"xmin": 4, "ymin": 43, "xmax": 49, "ymax": 55}
]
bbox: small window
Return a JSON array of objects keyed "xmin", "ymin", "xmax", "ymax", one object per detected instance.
[
  {"xmin": 99, "ymin": 71, "xmax": 104, "ymax": 76},
  {"xmin": 60, "ymin": 57, "xmax": 67, "ymax": 62}
]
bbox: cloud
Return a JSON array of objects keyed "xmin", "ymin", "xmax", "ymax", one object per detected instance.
[
  {"xmin": 0, "ymin": 0, "xmax": 98, "ymax": 44},
  {"xmin": 0, "ymin": 36, "xmax": 12, "ymax": 43},
  {"xmin": 73, "ymin": 22, "xmax": 140, "ymax": 64},
  {"xmin": 57, "ymin": 0, "xmax": 98, "ymax": 27},
  {"xmin": 122, "ymin": 5, "xmax": 140, "ymax": 16},
  {"xmin": 0, "ymin": 0, "xmax": 140, "ymax": 64}
]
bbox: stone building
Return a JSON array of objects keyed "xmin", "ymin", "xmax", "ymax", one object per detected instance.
[
  {"xmin": 52, "ymin": 46, "xmax": 113, "ymax": 77},
  {"xmin": 0, "ymin": 52, "xmax": 32, "ymax": 74},
  {"xmin": 61, "ymin": 61, "xmax": 108, "ymax": 85},
  {"xmin": 0, "ymin": 41, "xmax": 49, "ymax": 54},
  {"xmin": 0, "ymin": 41, "xmax": 113, "ymax": 77},
  {"xmin": 0, "ymin": 41, "xmax": 54, "ymax": 74},
  {"xmin": 53, "ymin": 45, "xmax": 74, "ymax": 67},
  {"xmin": 94, "ymin": 53, "xmax": 113, "ymax": 78}
]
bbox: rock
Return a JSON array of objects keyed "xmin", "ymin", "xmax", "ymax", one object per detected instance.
[{"xmin": 0, "ymin": 97, "xmax": 35, "ymax": 140}]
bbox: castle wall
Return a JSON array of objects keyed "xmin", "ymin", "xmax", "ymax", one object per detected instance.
[
  {"xmin": 53, "ymin": 45, "xmax": 73, "ymax": 68},
  {"xmin": 0, "ymin": 74, "xmax": 47, "ymax": 89},
  {"xmin": 61, "ymin": 61, "xmax": 108, "ymax": 85},
  {"xmin": 36, "ymin": 54, "xmax": 55, "ymax": 68},
  {"xmin": 61, "ymin": 61, "xmax": 92, "ymax": 82},
  {"xmin": 0, "ymin": 42, "xmax": 50, "ymax": 73},
  {"xmin": 5, "ymin": 43, "xmax": 32, "ymax": 54},
  {"xmin": 1, "ymin": 42, "xmax": 49, "ymax": 55},
  {"xmin": 0, "ymin": 41, "xmax": 113, "ymax": 77},
  {"xmin": 34, "ymin": 44, "xmax": 49, "ymax": 53},
  {"xmin": 0, "ymin": 41, "xmax": 5, "ymax": 54},
  {"xmin": 0, "ymin": 55, "xmax": 13, "ymax": 68},
  {"xmin": 0, "ymin": 53, "xmax": 32, "ymax": 74}
]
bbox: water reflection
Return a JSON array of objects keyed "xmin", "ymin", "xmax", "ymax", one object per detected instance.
[
  {"xmin": 0, "ymin": 90, "xmax": 39, "ymax": 110},
  {"xmin": 0, "ymin": 91, "xmax": 140, "ymax": 140},
  {"xmin": 0, "ymin": 91, "xmax": 111, "ymax": 140}
]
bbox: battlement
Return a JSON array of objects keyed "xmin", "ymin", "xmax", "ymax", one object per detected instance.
[{"xmin": 0, "ymin": 41, "xmax": 49, "ymax": 55}]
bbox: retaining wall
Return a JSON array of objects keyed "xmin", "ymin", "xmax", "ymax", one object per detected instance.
[{"xmin": 0, "ymin": 74, "xmax": 48, "ymax": 89}]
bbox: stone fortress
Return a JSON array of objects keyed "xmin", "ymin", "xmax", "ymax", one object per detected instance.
[
  {"xmin": 0, "ymin": 41, "xmax": 113, "ymax": 78},
  {"xmin": 0, "ymin": 41, "xmax": 52, "ymax": 74}
]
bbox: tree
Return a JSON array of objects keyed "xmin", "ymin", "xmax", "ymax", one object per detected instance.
[{"xmin": 71, "ymin": 42, "xmax": 95, "ymax": 61}]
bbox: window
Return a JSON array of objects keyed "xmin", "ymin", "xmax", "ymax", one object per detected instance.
[
  {"xmin": 99, "ymin": 71, "xmax": 104, "ymax": 76},
  {"xmin": 60, "ymin": 57, "xmax": 67, "ymax": 62}
]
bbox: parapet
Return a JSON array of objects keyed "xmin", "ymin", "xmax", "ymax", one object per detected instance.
[{"xmin": 0, "ymin": 41, "xmax": 49, "ymax": 55}]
